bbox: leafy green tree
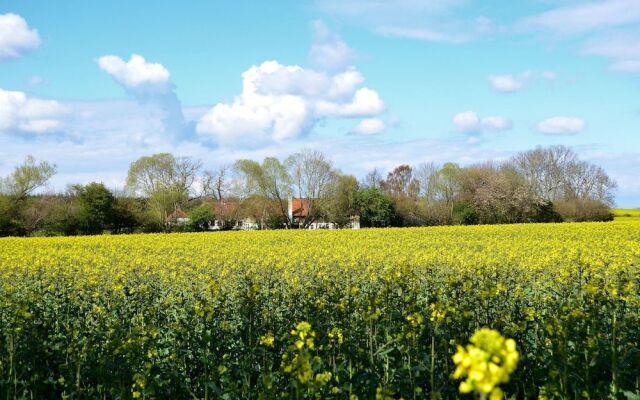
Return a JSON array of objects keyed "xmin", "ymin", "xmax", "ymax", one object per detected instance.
[
  {"xmin": 0, "ymin": 196, "xmax": 25, "ymax": 236},
  {"xmin": 126, "ymin": 153, "xmax": 201, "ymax": 230},
  {"xmin": 326, "ymin": 174, "xmax": 359, "ymax": 227},
  {"xmin": 234, "ymin": 157, "xmax": 293, "ymax": 226},
  {"xmin": 187, "ymin": 205, "xmax": 215, "ymax": 232},
  {"xmin": 111, "ymin": 197, "xmax": 143, "ymax": 234},
  {"xmin": 430, "ymin": 162, "xmax": 462, "ymax": 224},
  {"xmin": 0, "ymin": 156, "xmax": 56, "ymax": 236},
  {"xmin": 355, "ymin": 187, "xmax": 396, "ymax": 227},
  {"xmin": 530, "ymin": 201, "xmax": 563, "ymax": 223},
  {"xmin": 0, "ymin": 156, "xmax": 57, "ymax": 201},
  {"xmin": 74, "ymin": 182, "xmax": 116, "ymax": 235},
  {"xmin": 40, "ymin": 195, "xmax": 80, "ymax": 236}
]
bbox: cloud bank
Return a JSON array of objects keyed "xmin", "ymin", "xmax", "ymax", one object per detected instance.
[{"xmin": 0, "ymin": 88, "xmax": 65, "ymax": 134}]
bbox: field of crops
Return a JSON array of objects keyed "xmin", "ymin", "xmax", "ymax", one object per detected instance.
[
  {"xmin": 1, "ymin": 221, "xmax": 639, "ymax": 399},
  {"xmin": 613, "ymin": 208, "xmax": 640, "ymax": 222}
]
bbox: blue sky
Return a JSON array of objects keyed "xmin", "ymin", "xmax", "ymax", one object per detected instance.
[{"xmin": 1, "ymin": 0, "xmax": 639, "ymax": 206}]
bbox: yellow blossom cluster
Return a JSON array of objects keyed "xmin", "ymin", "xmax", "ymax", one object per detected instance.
[{"xmin": 453, "ymin": 328, "xmax": 520, "ymax": 399}]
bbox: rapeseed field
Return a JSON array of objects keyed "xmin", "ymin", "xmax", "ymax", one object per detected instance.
[{"xmin": 0, "ymin": 221, "xmax": 638, "ymax": 398}]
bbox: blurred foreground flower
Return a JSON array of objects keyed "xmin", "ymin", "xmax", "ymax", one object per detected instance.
[{"xmin": 452, "ymin": 328, "xmax": 519, "ymax": 400}]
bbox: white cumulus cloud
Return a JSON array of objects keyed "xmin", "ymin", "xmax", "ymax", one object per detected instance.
[
  {"xmin": 97, "ymin": 54, "xmax": 187, "ymax": 138},
  {"xmin": 488, "ymin": 74, "xmax": 524, "ymax": 93},
  {"xmin": 350, "ymin": 118, "xmax": 386, "ymax": 135},
  {"xmin": 197, "ymin": 24, "xmax": 386, "ymax": 147},
  {"xmin": 488, "ymin": 70, "xmax": 558, "ymax": 93},
  {"xmin": 98, "ymin": 54, "xmax": 172, "ymax": 94},
  {"xmin": 453, "ymin": 111, "xmax": 512, "ymax": 134},
  {"xmin": 0, "ymin": 88, "xmax": 65, "ymax": 134},
  {"xmin": 537, "ymin": 116, "xmax": 585, "ymax": 135},
  {"xmin": 452, "ymin": 111, "xmax": 481, "ymax": 132},
  {"xmin": 0, "ymin": 13, "xmax": 41, "ymax": 61}
]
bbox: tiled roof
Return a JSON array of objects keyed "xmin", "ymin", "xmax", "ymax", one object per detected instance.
[
  {"xmin": 168, "ymin": 208, "xmax": 188, "ymax": 220},
  {"xmin": 291, "ymin": 198, "xmax": 310, "ymax": 217}
]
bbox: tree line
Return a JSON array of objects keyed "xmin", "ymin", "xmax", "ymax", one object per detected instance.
[{"xmin": 0, "ymin": 146, "xmax": 616, "ymax": 236}]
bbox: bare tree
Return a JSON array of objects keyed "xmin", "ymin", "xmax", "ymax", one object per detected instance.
[
  {"xmin": 511, "ymin": 146, "xmax": 578, "ymax": 202},
  {"xmin": 511, "ymin": 145, "xmax": 616, "ymax": 206},
  {"xmin": 175, "ymin": 157, "xmax": 203, "ymax": 200},
  {"xmin": 381, "ymin": 165, "xmax": 418, "ymax": 198},
  {"xmin": 361, "ymin": 168, "xmax": 383, "ymax": 189},
  {"xmin": 202, "ymin": 164, "xmax": 231, "ymax": 201},
  {"xmin": 286, "ymin": 149, "xmax": 337, "ymax": 228},
  {"xmin": 414, "ymin": 162, "xmax": 438, "ymax": 202},
  {"xmin": 564, "ymin": 161, "xmax": 616, "ymax": 205}
]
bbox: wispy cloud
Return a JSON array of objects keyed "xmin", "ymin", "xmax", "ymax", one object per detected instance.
[
  {"xmin": 518, "ymin": 1, "xmax": 640, "ymax": 75},
  {"xmin": 376, "ymin": 26, "xmax": 469, "ymax": 44},
  {"xmin": 315, "ymin": 0, "xmax": 492, "ymax": 43},
  {"xmin": 519, "ymin": 0, "xmax": 640, "ymax": 35},
  {"xmin": 583, "ymin": 29, "xmax": 640, "ymax": 73},
  {"xmin": 307, "ymin": 20, "xmax": 355, "ymax": 72},
  {"xmin": 537, "ymin": 116, "xmax": 586, "ymax": 135}
]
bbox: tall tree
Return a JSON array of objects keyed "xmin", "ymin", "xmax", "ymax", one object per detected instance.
[
  {"xmin": 202, "ymin": 164, "xmax": 231, "ymax": 201},
  {"xmin": 74, "ymin": 182, "xmax": 116, "ymax": 235},
  {"xmin": 286, "ymin": 149, "xmax": 337, "ymax": 228},
  {"xmin": 414, "ymin": 162, "xmax": 438, "ymax": 202},
  {"xmin": 431, "ymin": 163, "xmax": 463, "ymax": 224},
  {"xmin": 511, "ymin": 146, "xmax": 578, "ymax": 202},
  {"xmin": 510, "ymin": 146, "xmax": 616, "ymax": 221},
  {"xmin": 0, "ymin": 156, "xmax": 56, "ymax": 236},
  {"xmin": 361, "ymin": 168, "xmax": 383, "ymax": 189},
  {"xmin": 325, "ymin": 174, "xmax": 359, "ymax": 227},
  {"xmin": 381, "ymin": 165, "xmax": 418, "ymax": 198},
  {"xmin": 234, "ymin": 157, "xmax": 293, "ymax": 227},
  {"xmin": 0, "ymin": 156, "xmax": 56, "ymax": 200},
  {"xmin": 126, "ymin": 153, "xmax": 201, "ymax": 229},
  {"xmin": 355, "ymin": 187, "xmax": 396, "ymax": 227}
]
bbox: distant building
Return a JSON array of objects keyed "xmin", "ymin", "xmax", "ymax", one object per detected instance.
[
  {"xmin": 167, "ymin": 208, "xmax": 189, "ymax": 224},
  {"xmin": 207, "ymin": 200, "xmax": 259, "ymax": 230},
  {"xmin": 288, "ymin": 197, "xmax": 360, "ymax": 229},
  {"xmin": 168, "ymin": 199, "xmax": 360, "ymax": 231}
]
